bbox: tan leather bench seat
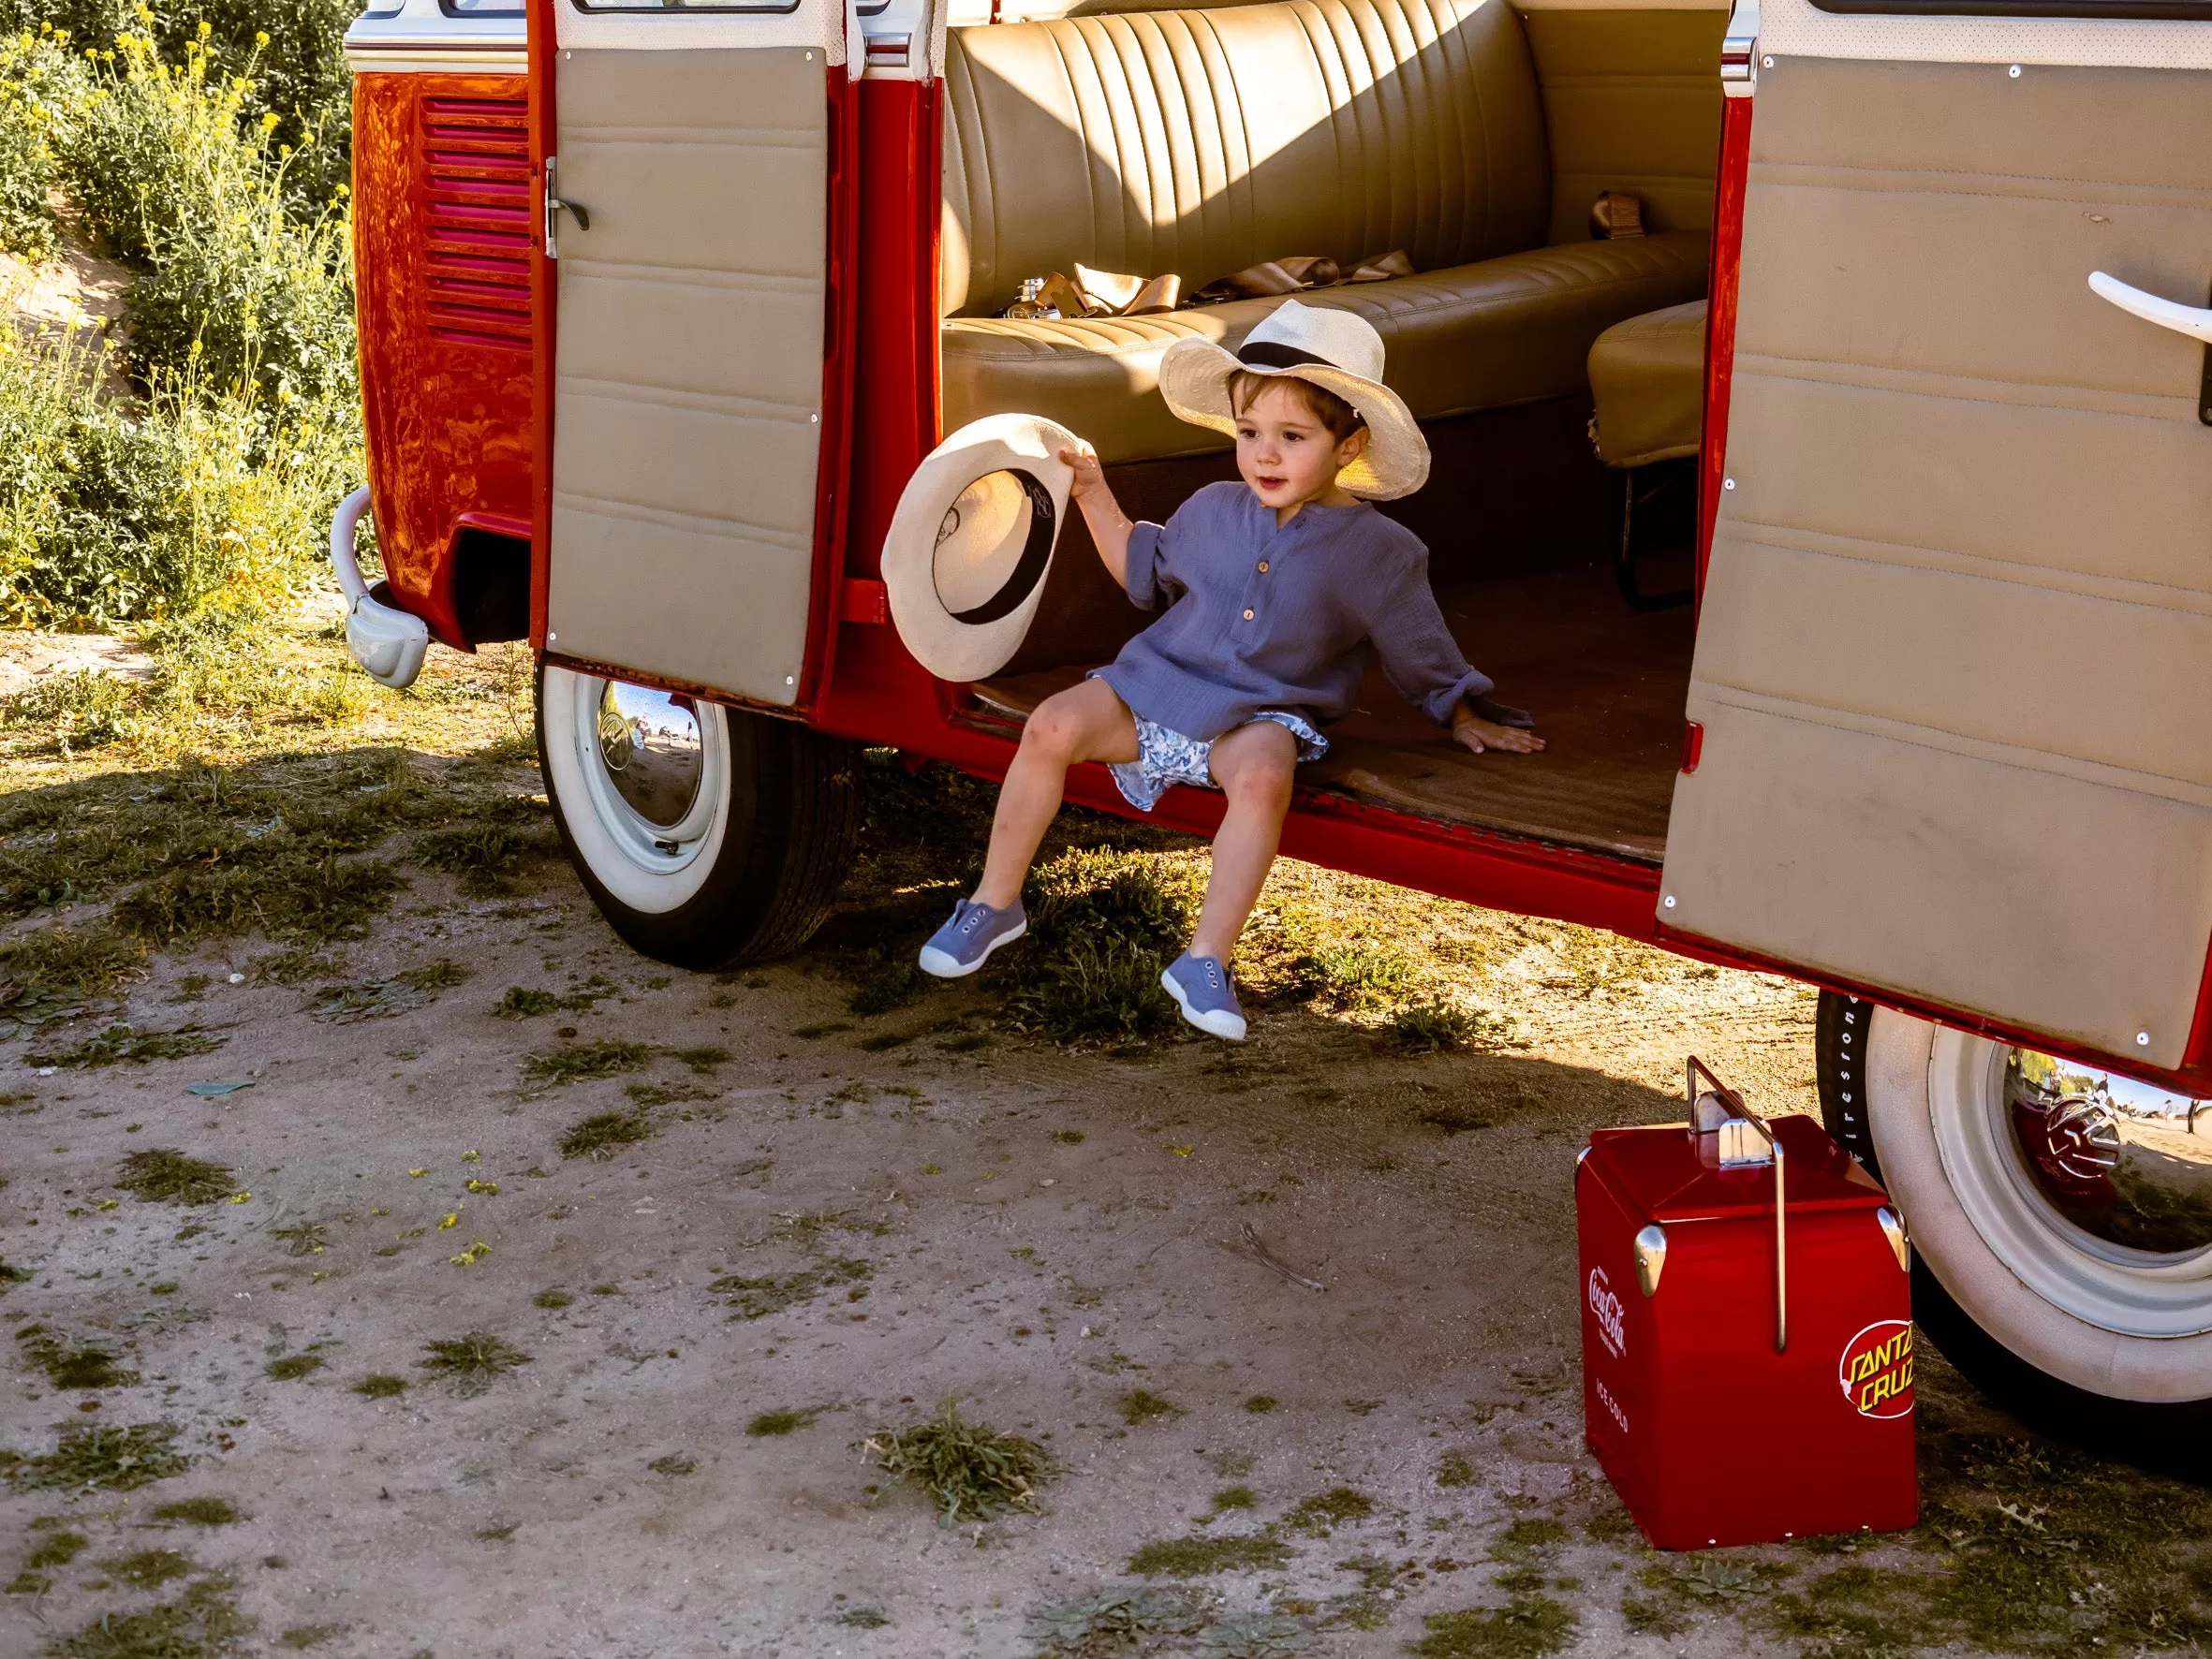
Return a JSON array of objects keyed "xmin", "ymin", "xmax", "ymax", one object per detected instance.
[
  {"xmin": 1587, "ymin": 298, "xmax": 1708, "ymax": 468},
  {"xmin": 939, "ymin": 0, "xmax": 1710, "ymax": 463}
]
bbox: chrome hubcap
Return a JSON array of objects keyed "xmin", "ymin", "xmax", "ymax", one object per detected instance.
[
  {"xmin": 2005, "ymin": 1050, "xmax": 2212, "ymax": 1256},
  {"xmin": 595, "ymin": 681, "xmax": 704, "ymax": 831}
]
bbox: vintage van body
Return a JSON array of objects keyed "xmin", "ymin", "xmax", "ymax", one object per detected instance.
[{"xmin": 341, "ymin": 0, "xmax": 2212, "ymax": 1467}]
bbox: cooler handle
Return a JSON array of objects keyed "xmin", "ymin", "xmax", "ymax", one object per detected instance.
[{"xmin": 1686, "ymin": 1055, "xmax": 1787, "ymax": 1353}]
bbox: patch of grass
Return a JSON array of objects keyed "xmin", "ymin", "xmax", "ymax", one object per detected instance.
[
  {"xmin": 114, "ymin": 1150, "xmax": 233, "ymax": 1206},
  {"xmin": 492, "ymin": 986, "xmax": 561, "ymax": 1019},
  {"xmin": 996, "ymin": 848, "xmax": 1198, "ymax": 1046},
  {"xmin": 1390, "ymin": 1004, "xmax": 1512, "ymax": 1054},
  {"xmin": 557, "ymin": 1105, "xmax": 656, "ymax": 1161},
  {"xmin": 43, "ymin": 1576, "xmax": 254, "ymax": 1659},
  {"xmin": 306, "ymin": 962, "xmax": 467, "ymax": 1023},
  {"xmin": 863, "ymin": 1396, "xmax": 1051, "ymax": 1525},
  {"xmin": 1027, "ymin": 1588, "xmax": 1205, "ymax": 1654},
  {"xmin": 26, "ymin": 1022, "xmax": 223, "ymax": 1068},
  {"xmin": 101, "ymin": 1548, "xmax": 197, "ymax": 1590},
  {"xmin": 1242, "ymin": 1394, "xmax": 1278, "ymax": 1414},
  {"xmin": 1494, "ymin": 1518, "xmax": 1568, "ymax": 1556},
  {"xmin": 671, "ymin": 1045, "xmax": 729, "ymax": 1073},
  {"xmin": 249, "ymin": 949, "xmax": 342, "ymax": 986},
  {"xmin": 527, "ymin": 1040, "xmax": 651, "ymax": 1091},
  {"xmin": 1283, "ymin": 942, "xmax": 1416, "ymax": 1006},
  {"xmin": 1409, "ymin": 1596, "xmax": 1579, "ymax": 1658},
  {"xmin": 1211, "ymin": 1486, "xmax": 1257, "ymax": 1512},
  {"xmin": 149, "ymin": 1497, "xmax": 240, "ymax": 1526},
  {"xmin": 856, "ymin": 1031, "xmax": 913, "ymax": 1052},
  {"xmin": 279, "ymin": 1628, "xmax": 335, "ymax": 1651},
  {"xmin": 1117, "ymin": 1388, "xmax": 1184, "ymax": 1426},
  {"xmin": 711, "ymin": 1259, "xmax": 870, "ymax": 1319},
  {"xmin": 417, "ymin": 1332, "xmax": 532, "ymax": 1396},
  {"xmin": 532, "ymin": 1288, "xmax": 574, "ymax": 1310},
  {"xmin": 1050, "ymin": 1129, "xmax": 1084, "ymax": 1144},
  {"xmin": 1284, "ymin": 1486, "xmax": 1373, "ymax": 1534},
  {"xmin": 0, "ymin": 1421, "xmax": 188, "ymax": 1491},
  {"xmin": 791, "ymin": 1020, "xmax": 852, "ymax": 1039},
  {"xmin": 350, "ymin": 1375, "xmax": 406, "ymax": 1400},
  {"xmin": 18, "ymin": 1329, "xmax": 140, "ymax": 1390},
  {"xmin": 114, "ymin": 854, "xmax": 406, "ymax": 949},
  {"xmin": 25, "ymin": 1530, "xmax": 88, "ymax": 1569},
  {"xmin": 645, "ymin": 1454, "xmax": 697, "ymax": 1476},
  {"xmin": 270, "ymin": 1223, "xmax": 330, "ymax": 1258},
  {"xmin": 412, "ymin": 816, "xmax": 551, "ymax": 898},
  {"xmin": 0, "ymin": 927, "xmax": 148, "ymax": 1017},
  {"xmin": 843, "ymin": 947, "xmax": 926, "ymax": 1019},
  {"xmin": 264, "ymin": 1354, "xmax": 321, "ymax": 1382},
  {"xmin": 1126, "ymin": 1534, "xmax": 1291, "ymax": 1578},
  {"xmin": 1436, "ymin": 1451, "xmax": 1477, "ymax": 1489},
  {"xmin": 745, "ymin": 1408, "xmax": 821, "ymax": 1437}
]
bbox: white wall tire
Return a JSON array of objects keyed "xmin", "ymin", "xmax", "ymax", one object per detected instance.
[
  {"xmin": 1816, "ymin": 991, "xmax": 2212, "ymax": 1475},
  {"xmin": 537, "ymin": 664, "xmax": 860, "ymax": 968}
]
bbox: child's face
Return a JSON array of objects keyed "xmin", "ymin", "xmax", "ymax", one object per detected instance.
[{"xmin": 1232, "ymin": 380, "xmax": 1368, "ymax": 514}]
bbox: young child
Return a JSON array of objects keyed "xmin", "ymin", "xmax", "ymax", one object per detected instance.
[{"xmin": 918, "ymin": 301, "xmax": 1543, "ymax": 1039}]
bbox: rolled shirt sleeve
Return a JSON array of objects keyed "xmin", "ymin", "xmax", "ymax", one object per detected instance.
[
  {"xmin": 1123, "ymin": 521, "xmax": 1168, "ymax": 610},
  {"xmin": 1365, "ymin": 551, "xmax": 1496, "ymax": 726}
]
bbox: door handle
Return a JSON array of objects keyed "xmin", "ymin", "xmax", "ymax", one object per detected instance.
[
  {"xmin": 2089, "ymin": 271, "xmax": 2212, "ymax": 425},
  {"xmin": 2088, "ymin": 271, "xmax": 2212, "ymax": 344},
  {"xmin": 543, "ymin": 155, "xmax": 590, "ymax": 259}
]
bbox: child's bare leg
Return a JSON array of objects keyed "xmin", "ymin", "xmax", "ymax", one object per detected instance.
[
  {"xmin": 1188, "ymin": 720, "xmax": 1298, "ymax": 962},
  {"xmin": 973, "ymin": 679, "xmax": 1139, "ymax": 908}
]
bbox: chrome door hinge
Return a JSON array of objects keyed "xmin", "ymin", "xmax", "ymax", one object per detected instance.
[
  {"xmin": 544, "ymin": 155, "xmax": 590, "ymax": 259},
  {"xmin": 1720, "ymin": 0, "xmax": 1760, "ymax": 97}
]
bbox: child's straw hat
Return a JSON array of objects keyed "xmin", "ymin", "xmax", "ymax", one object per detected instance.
[{"xmin": 1156, "ymin": 301, "xmax": 1429, "ymax": 500}]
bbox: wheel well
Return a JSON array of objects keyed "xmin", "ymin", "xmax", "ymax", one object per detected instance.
[{"xmin": 451, "ymin": 526, "xmax": 531, "ymax": 646}]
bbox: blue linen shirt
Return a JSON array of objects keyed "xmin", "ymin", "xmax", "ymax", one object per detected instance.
[{"xmin": 1093, "ymin": 481, "xmax": 1494, "ymax": 742}]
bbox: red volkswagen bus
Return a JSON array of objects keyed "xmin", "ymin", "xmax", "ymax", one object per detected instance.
[{"xmin": 339, "ymin": 0, "xmax": 2212, "ymax": 1467}]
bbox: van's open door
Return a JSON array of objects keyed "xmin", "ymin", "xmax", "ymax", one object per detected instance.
[
  {"xmin": 528, "ymin": 0, "xmax": 853, "ymax": 709},
  {"xmin": 1662, "ymin": 13, "xmax": 2212, "ymax": 1071}
]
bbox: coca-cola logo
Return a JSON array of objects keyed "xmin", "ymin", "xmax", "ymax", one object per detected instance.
[
  {"xmin": 1838, "ymin": 1319, "xmax": 1914, "ymax": 1418},
  {"xmin": 1587, "ymin": 1267, "xmax": 1626, "ymax": 1358}
]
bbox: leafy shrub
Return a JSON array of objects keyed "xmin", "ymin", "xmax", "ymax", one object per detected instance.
[{"xmin": 0, "ymin": 29, "xmax": 66, "ymax": 258}]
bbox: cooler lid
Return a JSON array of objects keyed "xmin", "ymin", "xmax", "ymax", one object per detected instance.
[{"xmin": 1585, "ymin": 1113, "xmax": 1887, "ymax": 1225}]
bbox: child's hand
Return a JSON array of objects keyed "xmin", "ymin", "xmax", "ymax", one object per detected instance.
[
  {"xmin": 1058, "ymin": 444, "xmax": 1106, "ymax": 502},
  {"xmin": 1452, "ymin": 709, "xmax": 1546, "ymax": 756}
]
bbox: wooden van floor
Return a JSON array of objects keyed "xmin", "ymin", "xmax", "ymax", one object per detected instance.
[{"xmin": 972, "ymin": 565, "xmax": 1694, "ymax": 864}]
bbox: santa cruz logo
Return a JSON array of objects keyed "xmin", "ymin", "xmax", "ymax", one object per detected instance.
[
  {"xmin": 1587, "ymin": 1267, "xmax": 1627, "ymax": 1358},
  {"xmin": 1839, "ymin": 1319, "xmax": 1914, "ymax": 1418}
]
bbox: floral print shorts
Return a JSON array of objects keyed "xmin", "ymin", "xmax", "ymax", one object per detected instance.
[{"xmin": 1104, "ymin": 708, "xmax": 1328, "ymax": 814}]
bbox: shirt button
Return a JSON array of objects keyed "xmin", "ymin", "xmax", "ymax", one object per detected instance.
[
  {"xmin": 1257, "ymin": 561, "xmax": 1269, "ymax": 573},
  {"xmin": 1243, "ymin": 609, "xmax": 1255, "ymax": 621}
]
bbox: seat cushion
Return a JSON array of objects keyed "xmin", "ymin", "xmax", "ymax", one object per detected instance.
[
  {"xmin": 1587, "ymin": 298, "xmax": 1708, "ymax": 467},
  {"xmin": 941, "ymin": 0, "xmax": 1550, "ymax": 319},
  {"xmin": 942, "ymin": 233, "xmax": 1710, "ymax": 464}
]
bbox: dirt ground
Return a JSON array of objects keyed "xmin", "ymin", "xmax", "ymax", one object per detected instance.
[{"xmin": 0, "ymin": 728, "xmax": 2204, "ymax": 1659}]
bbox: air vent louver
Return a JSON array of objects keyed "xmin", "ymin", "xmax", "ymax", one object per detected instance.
[{"xmin": 421, "ymin": 96, "xmax": 531, "ymax": 350}]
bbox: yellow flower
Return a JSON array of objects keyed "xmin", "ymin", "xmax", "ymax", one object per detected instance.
[
  {"xmin": 260, "ymin": 111, "xmax": 278, "ymax": 130},
  {"xmin": 462, "ymin": 1149, "xmax": 480, "ymax": 1162},
  {"xmin": 229, "ymin": 1192, "xmax": 253, "ymax": 1204},
  {"xmin": 255, "ymin": 28, "xmax": 270, "ymax": 44},
  {"xmin": 407, "ymin": 1167, "xmax": 428, "ymax": 1177}
]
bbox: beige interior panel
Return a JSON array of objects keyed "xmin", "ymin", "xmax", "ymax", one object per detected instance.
[
  {"xmin": 1520, "ymin": 8, "xmax": 1725, "ymax": 244},
  {"xmin": 1662, "ymin": 55, "xmax": 2212, "ymax": 1066},
  {"xmin": 548, "ymin": 48, "xmax": 826, "ymax": 707}
]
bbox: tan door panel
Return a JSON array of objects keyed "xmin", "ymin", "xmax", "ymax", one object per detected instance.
[
  {"xmin": 1663, "ymin": 55, "xmax": 2212, "ymax": 1068},
  {"xmin": 547, "ymin": 47, "xmax": 827, "ymax": 707}
]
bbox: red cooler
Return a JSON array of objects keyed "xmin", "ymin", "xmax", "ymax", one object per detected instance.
[{"xmin": 1576, "ymin": 1059, "xmax": 1917, "ymax": 1549}]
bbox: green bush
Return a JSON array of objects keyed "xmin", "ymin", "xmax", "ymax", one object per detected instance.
[{"xmin": 0, "ymin": 29, "xmax": 68, "ymax": 258}]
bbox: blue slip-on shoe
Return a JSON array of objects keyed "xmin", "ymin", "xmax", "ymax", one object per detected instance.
[
  {"xmin": 918, "ymin": 898, "xmax": 1027, "ymax": 979},
  {"xmin": 1161, "ymin": 951, "xmax": 1246, "ymax": 1041}
]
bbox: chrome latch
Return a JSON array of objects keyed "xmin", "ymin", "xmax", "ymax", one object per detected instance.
[
  {"xmin": 1720, "ymin": 0, "xmax": 1760, "ymax": 97},
  {"xmin": 1876, "ymin": 1206, "xmax": 1910, "ymax": 1272},
  {"xmin": 544, "ymin": 155, "xmax": 590, "ymax": 259},
  {"xmin": 1633, "ymin": 1224, "xmax": 1668, "ymax": 1297}
]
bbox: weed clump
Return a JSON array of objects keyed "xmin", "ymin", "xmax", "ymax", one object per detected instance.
[
  {"xmin": 412, "ymin": 805, "xmax": 551, "ymax": 896},
  {"xmin": 0, "ymin": 1421, "xmax": 188, "ymax": 1491},
  {"xmin": 1242, "ymin": 1394, "xmax": 1278, "ymax": 1414},
  {"xmin": 102, "ymin": 1547, "xmax": 197, "ymax": 1590},
  {"xmin": 350, "ymin": 1375, "xmax": 406, "ymax": 1401},
  {"xmin": 1117, "ymin": 1389, "xmax": 1184, "ymax": 1426},
  {"xmin": 1284, "ymin": 1485, "xmax": 1374, "ymax": 1534},
  {"xmin": 43, "ymin": 1576, "xmax": 254, "ymax": 1659},
  {"xmin": 115, "ymin": 1149, "xmax": 234, "ymax": 1206},
  {"xmin": 671, "ymin": 1045, "xmax": 729, "ymax": 1073},
  {"xmin": 532, "ymin": 1288, "xmax": 574, "ymax": 1310},
  {"xmin": 0, "ymin": 927, "xmax": 148, "ymax": 1015},
  {"xmin": 528, "ymin": 1040, "xmax": 652, "ymax": 1091},
  {"xmin": 1409, "ymin": 1596, "xmax": 1579, "ymax": 1657},
  {"xmin": 24, "ymin": 1529, "xmax": 87, "ymax": 1569},
  {"xmin": 557, "ymin": 1104, "xmax": 656, "ymax": 1160},
  {"xmin": 18, "ymin": 1328, "xmax": 139, "ymax": 1389},
  {"xmin": 646, "ymin": 1454, "xmax": 697, "ymax": 1476},
  {"xmin": 150, "ymin": 1497, "xmax": 241, "ymax": 1526},
  {"xmin": 494, "ymin": 987, "xmax": 561, "ymax": 1019},
  {"xmin": 1437, "ymin": 1451, "xmax": 1478, "ymax": 1488},
  {"xmin": 1391, "ymin": 1003, "xmax": 1511, "ymax": 1054},
  {"xmin": 306, "ymin": 962, "xmax": 468, "ymax": 1023},
  {"xmin": 999, "ymin": 849, "xmax": 1196, "ymax": 1045},
  {"xmin": 27, "ymin": 1022, "xmax": 223, "ymax": 1068},
  {"xmin": 745, "ymin": 1408, "xmax": 820, "ymax": 1437},
  {"xmin": 264, "ymin": 1353, "xmax": 322, "ymax": 1381},
  {"xmin": 711, "ymin": 1259, "xmax": 869, "ymax": 1319},
  {"xmin": 863, "ymin": 1397, "xmax": 1051, "ymax": 1525},
  {"xmin": 418, "ymin": 1332, "xmax": 532, "ymax": 1396},
  {"xmin": 1126, "ymin": 1534, "xmax": 1291, "ymax": 1578}
]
